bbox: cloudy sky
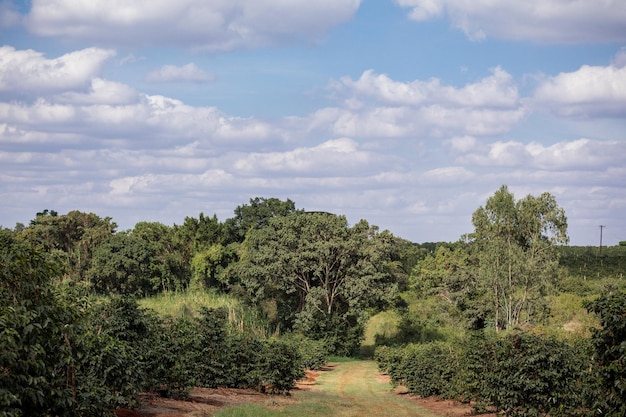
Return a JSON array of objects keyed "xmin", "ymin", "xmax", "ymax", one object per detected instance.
[{"xmin": 1, "ymin": 0, "xmax": 625, "ymax": 245}]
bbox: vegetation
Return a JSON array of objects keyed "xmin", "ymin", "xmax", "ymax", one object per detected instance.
[
  {"xmin": 2, "ymin": 188, "xmax": 626, "ymax": 416},
  {"xmin": 235, "ymin": 212, "xmax": 399, "ymax": 354}
]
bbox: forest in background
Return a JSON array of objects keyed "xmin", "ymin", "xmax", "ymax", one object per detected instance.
[{"xmin": 2, "ymin": 187, "xmax": 626, "ymax": 416}]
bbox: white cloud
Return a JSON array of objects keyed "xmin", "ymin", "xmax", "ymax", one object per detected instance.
[
  {"xmin": 56, "ymin": 78, "xmax": 139, "ymax": 105},
  {"xmin": 0, "ymin": 92, "xmax": 281, "ymax": 149},
  {"xmin": 0, "ymin": 46, "xmax": 115, "ymax": 94},
  {"xmin": 315, "ymin": 68, "xmax": 526, "ymax": 139},
  {"xmin": 109, "ymin": 169, "xmax": 234, "ymax": 195},
  {"xmin": 304, "ymin": 104, "xmax": 525, "ymax": 139},
  {"xmin": 146, "ymin": 63, "xmax": 215, "ymax": 83},
  {"xmin": 336, "ymin": 67, "xmax": 519, "ymax": 108},
  {"xmin": 24, "ymin": 0, "xmax": 361, "ymax": 50},
  {"xmin": 233, "ymin": 137, "xmax": 378, "ymax": 176},
  {"xmin": 234, "ymin": 138, "xmax": 386, "ymax": 177},
  {"xmin": 534, "ymin": 58, "xmax": 626, "ymax": 118},
  {"xmin": 447, "ymin": 136, "xmax": 478, "ymax": 153},
  {"xmin": 395, "ymin": 0, "xmax": 626, "ymax": 43},
  {"xmin": 421, "ymin": 166, "xmax": 476, "ymax": 185},
  {"xmin": 396, "ymin": 0, "xmax": 443, "ymax": 21},
  {"xmin": 457, "ymin": 138, "xmax": 626, "ymax": 171}
]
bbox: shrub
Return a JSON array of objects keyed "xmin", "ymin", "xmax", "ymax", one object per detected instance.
[
  {"xmin": 586, "ymin": 292, "xmax": 626, "ymax": 416},
  {"xmin": 472, "ymin": 333, "xmax": 588, "ymax": 416},
  {"xmin": 283, "ymin": 334, "xmax": 328, "ymax": 370},
  {"xmin": 0, "ymin": 236, "xmax": 142, "ymax": 416},
  {"xmin": 259, "ymin": 340, "xmax": 305, "ymax": 394}
]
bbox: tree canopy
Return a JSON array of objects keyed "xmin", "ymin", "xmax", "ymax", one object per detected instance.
[
  {"xmin": 412, "ymin": 186, "xmax": 568, "ymax": 331},
  {"xmin": 237, "ymin": 212, "xmax": 399, "ymax": 354}
]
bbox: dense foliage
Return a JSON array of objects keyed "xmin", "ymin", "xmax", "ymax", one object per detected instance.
[
  {"xmin": 2, "ymin": 189, "xmax": 625, "ymax": 416},
  {"xmin": 236, "ymin": 212, "xmax": 399, "ymax": 354},
  {"xmin": 376, "ymin": 332, "xmax": 592, "ymax": 416},
  {"xmin": 1, "ymin": 231, "xmax": 316, "ymax": 416},
  {"xmin": 585, "ymin": 292, "xmax": 626, "ymax": 416},
  {"xmin": 0, "ymin": 231, "xmax": 140, "ymax": 416}
]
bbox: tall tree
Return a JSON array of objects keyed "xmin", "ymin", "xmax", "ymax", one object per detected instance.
[
  {"xmin": 174, "ymin": 213, "xmax": 224, "ymax": 252},
  {"xmin": 19, "ymin": 210, "xmax": 117, "ymax": 283},
  {"xmin": 133, "ymin": 222, "xmax": 191, "ymax": 292},
  {"xmin": 237, "ymin": 212, "xmax": 398, "ymax": 354},
  {"xmin": 471, "ymin": 185, "xmax": 568, "ymax": 330},
  {"xmin": 87, "ymin": 232, "xmax": 155, "ymax": 296},
  {"xmin": 224, "ymin": 197, "xmax": 300, "ymax": 243},
  {"xmin": 411, "ymin": 244, "xmax": 488, "ymax": 329}
]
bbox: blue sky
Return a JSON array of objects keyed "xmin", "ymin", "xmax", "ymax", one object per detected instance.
[{"xmin": 1, "ymin": 0, "xmax": 625, "ymax": 245}]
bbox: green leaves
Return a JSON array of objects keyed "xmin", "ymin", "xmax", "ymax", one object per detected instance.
[
  {"xmin": 238, "ymin": 212, "xmax": 399, "ymax": 354},
  {"xmin": 376, "ymin": 332, "xmax": 592, "ymax": 416},
  {"xmin": 471, "ymin": 186, "xmax": 567, "ymax": 330},
  {"xmin": 586, "ymin": 292, "xmax": 626, "ymax": 416},
  {"xmin": 1, "ymin": 236, "xmax": 140, "ymax": 416}
]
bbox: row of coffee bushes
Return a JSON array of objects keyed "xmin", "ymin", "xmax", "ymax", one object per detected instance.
[
  {"xmin": 1, "ymin": 236, "xmax": 323, "ymax": 417},
  {"xmin": 376, "ymin": 299, "xmax": 625, "ymax": 417}
]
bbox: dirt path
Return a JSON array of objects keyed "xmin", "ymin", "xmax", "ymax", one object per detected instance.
[
  {"xmin": 123, "ymin": 360, "xmax": 494, "ymax": 417},
  {"xmin": 310, "ymin": 360, "xmax": 449, "ymax": 417}
]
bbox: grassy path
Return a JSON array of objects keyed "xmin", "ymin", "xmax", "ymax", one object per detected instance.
[{"xmin": 214, "ymin": 360, "xmax": 440, "ymax": 417}]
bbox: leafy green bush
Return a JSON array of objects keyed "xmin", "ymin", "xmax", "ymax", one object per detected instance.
[
  {"xmin": 259, "ymin": 340, "xmax": 305, "ymax": 394},
  {"xmin": 586, "ymin": 292, "xmax": 626, "ymax": 416},
  {"xmin": 376, "ymin": 331, "xmax": 591, "ymax": 416},
  {"xmin": 1, "ymin": 234, "xmax": 142, "ymax": 416},
  {"xmin": 138, "ymin": 305, "xmax": 304, "ymax": 397},
  {"xmin": 144, "ymin": 315, "xmax": 202, "ymax": 398},
  {"xmin": 462, "ymin": 332, "xmax": 589, "ymax": 416},
  {"xmin": 283, "ymin": 334, "xmax": 328, "ymax": 370},
  {"xmin": 378, "ymin": 342, "xmax": 459, "ymax": 398}
]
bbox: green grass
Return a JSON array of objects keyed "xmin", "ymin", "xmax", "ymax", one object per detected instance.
[
  {"xmin": 139, "ymin": 289, "xmax": 270, "ymax": 336},
  {"xmin": 214, "ymin": 360, "xmax": 440, "ymax": 417},
  {"xmin": 213, "ymin": 393, "xmax": 341, "ymax": 417}
]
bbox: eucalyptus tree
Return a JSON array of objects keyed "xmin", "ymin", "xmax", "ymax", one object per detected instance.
[
  {"xmin": 237, "ymin": 212, "xmax": 399, "ymax": 354},
  {"xmin": 471, "ymin": 185, "xmax": 568, "ymax": 330}
]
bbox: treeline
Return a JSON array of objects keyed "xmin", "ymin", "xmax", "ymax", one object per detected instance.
[
  {"xmin": 4, "ymin": 198, "xmax": 425, "ymax": 354},
  {"xmin": 3, "ymin": 189, "xmax": 626, "ymax": 416},
  {"xmin": 559, "ymin": 245, "xmax": 626, "ymax": 280}
]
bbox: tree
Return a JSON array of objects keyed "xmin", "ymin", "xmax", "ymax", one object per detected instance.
[
  {"xmin": 191, "ymin": 243, "xmax": 237, "ymax": 289},
  {"xmin": 133, "ymin": 222, "xmax": 191, "ymax": 292},
  {"xmin": 224, "ymin": 197, "xmax": 300, "ymax": 243},
  {"xmin": 87, "ymin": 232, "xmax": 156, "ymax": 296},
  {"xmin": 237, "ymin": 212, "xmax": 398, "ymax": 354},
  {"xmin": 411, "ymin": 244, "xmax": 488, "ymax": 329},
  {"xmin": 470, "ymin": 185, "xmax": 568, "ymax": 330},
  {"xmin": 19, "ymin": 210, "xmax": 117, "ymax": 283},
  {"xmin": 174, "ymin": 213, "xmax": 225, "ymax": 252}
]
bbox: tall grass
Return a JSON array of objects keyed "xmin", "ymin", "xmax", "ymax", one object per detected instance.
[{"xmin": 139, "ymin": 289, "xmax": 270, "ymax": 337}]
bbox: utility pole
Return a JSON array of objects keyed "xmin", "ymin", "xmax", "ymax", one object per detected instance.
[{"xmin": 599, "ymin": 225, "xmax": 605, "ymax": 256}]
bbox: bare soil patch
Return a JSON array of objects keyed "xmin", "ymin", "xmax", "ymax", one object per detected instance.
[{"xmin": 116, "ymin": 387, "xmax": 290, "ymax": 417}]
